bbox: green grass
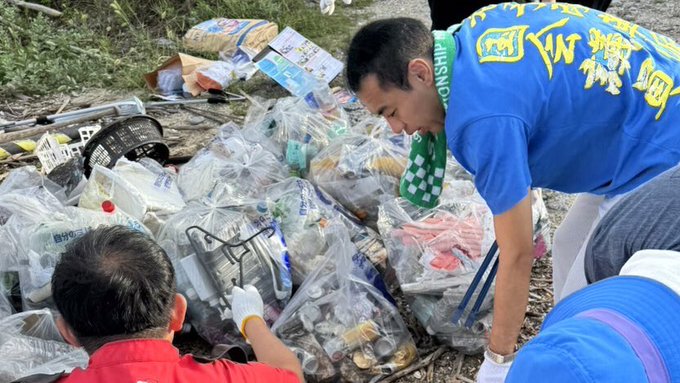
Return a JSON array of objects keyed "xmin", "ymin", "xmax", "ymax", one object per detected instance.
[{"xmin": 0, "ymin": 0, "xmax": 371, "ymax": 98}]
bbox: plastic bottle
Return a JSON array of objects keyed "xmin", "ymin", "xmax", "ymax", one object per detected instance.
[
  {"xmin": 305, "ymin": 81, "xmax": 348, "ymax": 138},
  {"xmin": 306, "ymin": 81, "xmax": 337, "ymax": 112},
  {"xmin": 251, "ymin": 201, "xmax": 293, "ymax": 293},
  {"xmin": 101, "ymin": 200, "xmax": 116, "ymax": 214},
  {"xmin": 100, "ymin": 200, "xmax": 145, "ymax": 233},
  {"xmin": 409, "ymin": 295, "xmax": 437, "ymax": 334}
]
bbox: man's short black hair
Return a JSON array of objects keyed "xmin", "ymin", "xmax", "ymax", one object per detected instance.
[
  {"xmin": 346, "ymin": 18, "xmax": 433, "ymax": 93},
  {"xmin": 52, "ymin": 225, "xmax": 176, "ymax": 353}
]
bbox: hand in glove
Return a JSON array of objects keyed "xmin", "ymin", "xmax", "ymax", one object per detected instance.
[
  {"xmin": 476, "ymin": 350, "xmax": 514, "ymax": 383},
  {"xmin": 230, "ymin": 285, "xmax": 264, "ymax": 340},
  {"xmin": 320, "ymin": 0, "xmax": 335, "ymax": 15}
]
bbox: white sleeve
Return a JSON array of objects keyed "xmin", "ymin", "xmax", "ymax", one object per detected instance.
[{"xmin": 619, "ymin": 249, "xmax": 680, "ymax": 296}]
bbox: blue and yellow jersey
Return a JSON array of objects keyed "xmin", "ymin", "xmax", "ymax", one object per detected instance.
[{"xmin": 445, "ymin": 3, "xmax": 680, "ymax": 214}]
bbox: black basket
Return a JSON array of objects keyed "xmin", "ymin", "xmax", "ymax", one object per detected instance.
[{"xmin": 83, "ymin": 115, "xmax": 169, "ymax": 176}]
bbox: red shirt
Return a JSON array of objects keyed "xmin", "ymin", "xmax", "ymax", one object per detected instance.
[{"xmin": 57, "ymin": 339, "xmax": 300, "ymax": 383}]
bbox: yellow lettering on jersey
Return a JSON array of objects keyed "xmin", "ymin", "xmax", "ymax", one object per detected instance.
[
  {"xmin": 530, "ymin": 3, "xmax": 549, "ymax": 11},
  {"xmin": 644, "ymin": 31, "xmax": 680, "ymax": 62},
  {"xmin": 597, "ymin": 13, "xmax": 641, "ymax": 39},
  {"xmin": 526, "ymin": 18, "xmax": 582, "ymax": 79},
  {"xmin": 579, "ymin": 28, "xmax": 641, "ymax": 95},
  {"xmin": 468, "ymin": 4, "xmax": 499, "ymax": 28},
  {"xmin": 633, "ymin": 58, "xmax": 680, "ymax": 120},
  {"xmin": 549, "ymin": 3, "xmax": 589, "ymax": 17},
  {"xmin": 596, "ymin": 14, "xmax": 680, "ymax": 62},
  {"xmin": 502, "ymin": 3, "xmax": 528, "ymax": 18},
  {"xmin": 477, "ymin": 26, "xmax": 529, "ymax": 63}
]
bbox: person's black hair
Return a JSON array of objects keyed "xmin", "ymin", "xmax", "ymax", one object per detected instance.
[
  {"xmin": 346, "ymin": 17, "xmax": 433, "ymax": 93},
  {"xmin": 52, "ymin": 225, "xmax": 176, "ymax": 354}
]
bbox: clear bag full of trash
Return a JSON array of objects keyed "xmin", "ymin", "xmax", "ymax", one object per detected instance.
[
  {"xmin": 377, "ymin": 180, "xmax": 496, "ymax": 353},
  {"xmin": 264, "ymin": 177, "xmax": 388, "ymax": 286},
  {"xmin": 157, "ymin": 189, "xmax": 292, "ymax": 348},
  {"xmin": 17, "ymin": 206, "xmax": 149, "ymax": 311},
  {"xmin": 0, "ymin": 309, "xmax": 88, "ymax": 382},
  {"xmin": 243, "ymin": 96, "xmax": 349, "ymax": 177},
  {"xmin": 272, "ymin": 224, "xmax": 416, "ymax": 383},
  {"xmin": 309, "ymin": 131, "xmax": 409, "ymax": 229},
  {"xmin": 177, "ymin": 125, "xmax": 289, "ymax": 203}
]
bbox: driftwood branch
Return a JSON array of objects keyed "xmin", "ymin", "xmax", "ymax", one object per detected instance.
[
  {"xmin": 377, "ymin": 346, "xmax": 448, "ymax": 383},
  {"xmin": 6, "ymin": 0, "xmax": 62, "ymax": 17}
]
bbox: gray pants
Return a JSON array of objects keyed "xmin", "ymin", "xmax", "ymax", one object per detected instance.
[{"xmin": 585, "ymin": 166, "xmax": 680, "ymax": 284}]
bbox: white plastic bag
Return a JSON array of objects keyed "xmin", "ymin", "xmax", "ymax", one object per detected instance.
[
  {"xmin": 0, "ymin": 309, "xmax": 88, "ymax": 382},
  {"xmin": 114, "ymin": 158, "xmax": 186, "ymax": 216},
  {"xmin": 79, "ymin": 165, "xmax": 147, "ymax": 220},
  {"xmin": 177, "ymin": 127, "xmax": 288, "ymax": 203},
  {"xmin": 0, "ymin": 167, "xmax": 67, "ymax": 273}
]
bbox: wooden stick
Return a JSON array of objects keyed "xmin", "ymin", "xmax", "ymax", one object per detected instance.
[
  {"xmin": 454, "ymin": 375, "xmax": 475, "ymax": 383},
  {"xmin": 165, "ymin": 124, "xmax": 218, "ymax": 131},
  {"xmin": 377, "ymin": 346, "xmax": 448, "ymax": 383},
  {"xmin": 55, "ymin": 97, "xmax": 71, "ymax": 115},
  {"xmin": 6, "ymin": 0, "xmax": 62, "ymax": 17},
  {"xmin": 0, "ymin": 154, "xmax": 37, "ymax": 165},
  {"xmin": 453, "ymin": 351, "xmax": 464, "ymax": 376},
  {"xmin": 0, "ymin": 110, "xmax": 110, "ymax": 144}
]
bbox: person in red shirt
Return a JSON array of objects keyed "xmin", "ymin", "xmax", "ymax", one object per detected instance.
[{"xmin": 50, "ymin": 225, "xmax": 303, "ymax": 383}]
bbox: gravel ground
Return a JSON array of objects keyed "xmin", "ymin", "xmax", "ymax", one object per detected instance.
[{"xmin": 1, "ymin": 1, "xmax": 679, "ymax": 382}]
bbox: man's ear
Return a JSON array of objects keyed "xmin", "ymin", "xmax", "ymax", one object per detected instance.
[
  {"xmin": 407, "ymin": 58, "xmax": 435, "ymax": 87},
  {"xmin": 56, "ymin": 316, "xmax": 81, "ymax": 347},
  {"xmin": 169, "ymin": 293, "xmax": 187, "ymax": 333}
]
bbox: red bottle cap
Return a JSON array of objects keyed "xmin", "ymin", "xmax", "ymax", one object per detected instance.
[{"xmin": 101, "ymin": 200, "xmax": 116, "ymax": 213}]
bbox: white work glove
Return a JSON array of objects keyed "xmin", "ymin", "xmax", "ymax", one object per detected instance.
[
  {"xmin": 476, "ymin": 353, "xmax": 513, "ymax": 383},
  {"xmin": 230, "ymin": 285, "xmax": 264, "ymax": 340},
  {"xmin": 320, "ymin": 0, "xmax": 335, "ymax": 15}
]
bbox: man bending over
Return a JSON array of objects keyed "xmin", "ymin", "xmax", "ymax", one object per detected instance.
[{"xmin": 50, "ymin": 225, "xmax": 303, "ymax": 383}]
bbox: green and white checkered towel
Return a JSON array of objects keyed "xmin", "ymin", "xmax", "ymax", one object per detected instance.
[
  {"xmin": 399, "ymin": 131, "xmax": 448, "ymax": 208},
  {"xmin": 399, "ymin": 28, "xmax": 457, "ymax": 208}
]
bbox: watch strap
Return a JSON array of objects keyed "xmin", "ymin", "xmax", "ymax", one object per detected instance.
[{"xmin": 485, "ymin": 346, "xmax": 517, "ymax": 364}]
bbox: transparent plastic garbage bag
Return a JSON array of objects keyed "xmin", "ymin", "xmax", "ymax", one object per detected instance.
[
  {"xmin": 17, "ymin": 206, "xmax": 149, "ymax": 311},
  {"xmin": 157, "ymin": 191, "xmax": 292, "ymax": 348},
  {"xmin": 377, "ymin": 183, "xmax": 495, "ymax": 353},
  {"xmin": 264, "ymin": 177, "xmax": 388, "ymax": 285},
  {"xmin": 177, "ymin": 127, "xmax": 289, "ymax": 203},
  {"xmin": 272, "ymin": 224, "xmax": 416, "ymax": 383},
  {"xmin": 0, "ymin": 309, "xmax": 88, "ymax": 382},
  {"xmin": 309, "ymin": 132, "xmax": 408, "ymax": 228},
  {"xmin": 243, "ymin": 96, "xmax": 349, "ymax": 177}
]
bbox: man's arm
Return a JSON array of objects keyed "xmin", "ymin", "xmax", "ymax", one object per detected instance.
[
  {"xmin": 231, "ymin": 285, "xmax": 304, "ymax": 382},
  {"xmin": 245, "ymin": 317, "xmax": 304, "ymax": 382},
  {"xmin": 489, "ymin": 191, "xmax": 534, "ymax": 355}
]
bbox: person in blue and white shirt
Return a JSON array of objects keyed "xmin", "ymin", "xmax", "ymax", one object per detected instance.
[{"xmin": 346, "ymin": 4, "xmax": 680, "ymax": 382}]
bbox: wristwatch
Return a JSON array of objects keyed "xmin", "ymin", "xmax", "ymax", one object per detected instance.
[{"xmin": 485, "ymin": 346, "xmax": 517, "ymax": 364}]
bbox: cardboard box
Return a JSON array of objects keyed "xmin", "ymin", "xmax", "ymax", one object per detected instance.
[{"xmin": 144, "ymin": 53, "xmax": 214, "ymax": 96}]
